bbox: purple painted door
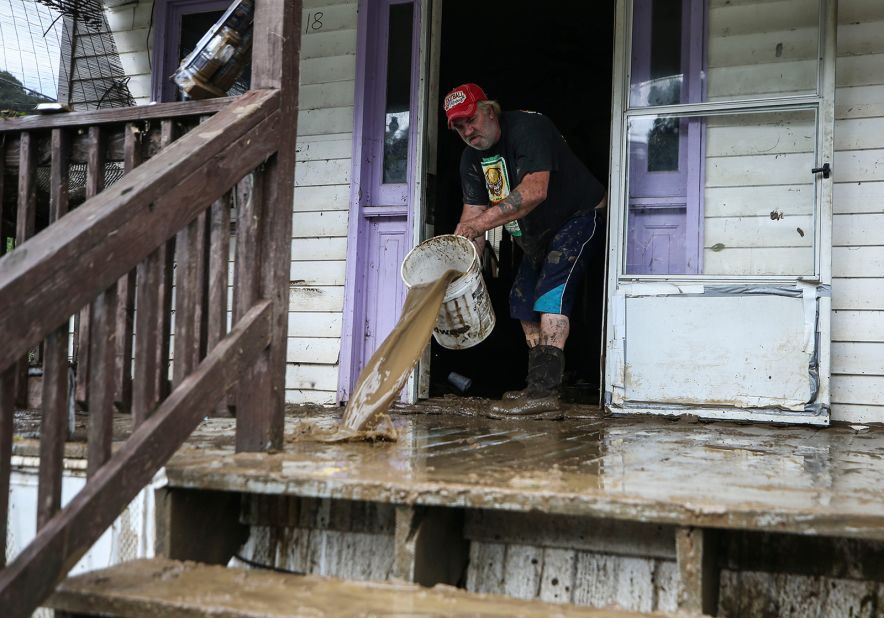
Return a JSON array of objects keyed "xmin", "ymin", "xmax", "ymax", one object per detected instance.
[
  {"xmin": 626, "ymin": 0, "xmax": 705, "ymax": 275},
  {"xmin": 339, "ymin": 0, "xmax": 421, "ymax": 401},
  {"xmin": 357, "ymin": 217, "xmax": 409, "ymax": 377}
]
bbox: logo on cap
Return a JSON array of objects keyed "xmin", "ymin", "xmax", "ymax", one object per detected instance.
[{"xmin": 444, "ymin": 90, "xmax": 466, "ymax": 111}]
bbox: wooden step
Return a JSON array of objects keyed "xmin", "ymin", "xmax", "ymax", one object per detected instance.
[{"xmin": 47, "ymin": 558, "xmax": 673, "ymax": 617}]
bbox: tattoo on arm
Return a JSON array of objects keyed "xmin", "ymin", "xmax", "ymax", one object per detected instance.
[{"xmin": 497, "ymin": 189, "xmax": 524, "ymax": 216}]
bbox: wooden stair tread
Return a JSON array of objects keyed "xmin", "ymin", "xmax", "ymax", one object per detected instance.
[{"xmin": 47, "ymin": 558, "xmax": 665, "ymax": 617}]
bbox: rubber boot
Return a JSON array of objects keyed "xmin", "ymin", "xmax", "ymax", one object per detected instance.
[{"xmin": 490, "ymin": 346, "xmax": 565, "ymax": 420}]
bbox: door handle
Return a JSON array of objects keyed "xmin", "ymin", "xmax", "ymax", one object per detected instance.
[{"xmin": 811, "ymin": 163, "xmax": 831, "ymax": 178}]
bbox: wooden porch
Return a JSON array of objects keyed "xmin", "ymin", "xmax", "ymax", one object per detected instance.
[{"xmin": 16, "ymin": 401, "xmax": 882, "ymax": 616}]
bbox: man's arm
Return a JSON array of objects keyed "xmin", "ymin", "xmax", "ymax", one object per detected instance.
[
  {"xmin": 454, "ymin": 170, "xmax": 550, "ymax": 240},
  {"xmin": 458, "ymin": 203, "xmax": 488, "ymax": 255}
]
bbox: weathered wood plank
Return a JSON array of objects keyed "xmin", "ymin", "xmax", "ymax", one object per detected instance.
[
  {"xmin": 235, "ymin": 0, "xmax": 301, "ymax": 453},
  {"xmin": 0, "ymin": 367, "xmax": 13, "ymax": 568},
  {"xmin": 49, "ymin": 129, "xmax": 71, "ymax": 221},
  {"xmin": 208, "ymin": 192, "xmax": 232, "ymax": 415},
  {"xmin": 37, "ymin": 130, "xmax": 72, "ymax": 531},
  {"xmin": 156, "ymin": 120, "xmax": 177, "ymax": 402},
  {"xmin": 538, "ymin": 547, "xmax": 577, "ymax": 604},
  {"xmin": 86, "ymin": 286, "xmax": 117, "ymax": 478},
  {"xmin": 37, "ymin": 324, "xmax": 69, "ymax": 531},
  {"xmin": 14, "ymin": 131, "xmax": 37, "ymax": 406},
  {"xmin": 503, "ymin": 544, "xmax": 543, "ymax": 600},
  {"xmin": 467, "ymin": 543, "xmax": 506, "ymax": 594},
  {"xmin": 113, "ymin": 124, "xmax": 141, "ymax": 412},
  {"xmin": 173, "ymin": 213, "xmax": 207, "ymax": 386},
  {"xmin": 465, "ymin": 511, "xmax": 677, "ymax": 560},
  {"xmin": 0, "ymin": 138, "xmax": 7, "ymax": 257},
  {"xmin": 0, "ymin": 301, "xmax": 273, "ymax": 616},
  {"xmin": 75, "ymin": 126, "xmax": 106, "ymax": 409},
  {"xmin": 0, "ymin": 97, "xmax": 233, "ymax": 131},
  {"xmin": 0, "ymin": 89, "xmax": 280, "ymax": 372},
  {"xmin": 132, "ymin": 248, "xmax": 162, "ymax": 428},
  {"xmin": 49, "ymin": 558, "xmax": 669, "ymax": 618},
  {"xmin": 676, "ymin": 527, "xmax": 719, "ymax": 616}
]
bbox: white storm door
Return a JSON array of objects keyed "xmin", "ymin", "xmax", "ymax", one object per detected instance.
[{"xmin": 604, "ymin": 0, "xmax": 836, "ymax": 424}]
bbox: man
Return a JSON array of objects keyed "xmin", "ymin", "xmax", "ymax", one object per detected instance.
[{"xmin": 443, "ymin": 83, "xmax": 606, "ymax": 417}]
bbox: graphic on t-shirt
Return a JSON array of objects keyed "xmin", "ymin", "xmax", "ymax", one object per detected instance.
[{"xmin": 480, "ymin": 155, "xmax": 521, "ymax": 237}]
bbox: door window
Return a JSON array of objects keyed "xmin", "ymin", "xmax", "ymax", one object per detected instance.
[
  {"xmin": 624, "ymin": 0, "xmax": 825, "ymax": 278},
  {"xmin": 153, "ymin": 0, "xmax": 252, "ymax": 102}
]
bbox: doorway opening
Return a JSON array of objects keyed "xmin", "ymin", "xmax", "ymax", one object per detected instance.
[{"xmin": 427, "ymin": 0, "xmax": 615, "ymax": 401}]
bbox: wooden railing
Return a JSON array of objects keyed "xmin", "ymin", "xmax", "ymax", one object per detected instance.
[{"xmin": 0, "ymin": 2, "xmax": 300, "ymax": 616}]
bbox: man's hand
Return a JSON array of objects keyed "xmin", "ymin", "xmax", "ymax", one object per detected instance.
[{"xmin": 454, "ymin": 219, "xmax": 483, "ymax": 241}]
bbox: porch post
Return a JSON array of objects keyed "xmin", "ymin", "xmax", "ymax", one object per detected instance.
[{"xmin": 235, "ymin": 0, "xmax": 302, "ymax": 452}]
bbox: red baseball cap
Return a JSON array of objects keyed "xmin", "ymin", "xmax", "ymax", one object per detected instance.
[{"xmin": 443, "ymin": 83, "xmax": 487, "ymax": 127}]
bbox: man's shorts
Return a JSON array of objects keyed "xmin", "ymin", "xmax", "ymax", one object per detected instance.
[{"xmin": 509, "ymin": 208, "xmax": 605, "ymax": 322}]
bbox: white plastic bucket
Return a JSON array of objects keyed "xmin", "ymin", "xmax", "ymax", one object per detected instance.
[{"xmin": 400, "ymin": 234, "xmax": 496, "ymax": 350}]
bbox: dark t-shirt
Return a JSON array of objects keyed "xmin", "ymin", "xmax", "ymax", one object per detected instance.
[{"xmin": 460, "ymin": 111, "xmax": 606, "ymax": 257}]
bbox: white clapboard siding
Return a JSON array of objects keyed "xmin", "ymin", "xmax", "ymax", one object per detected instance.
[
  {"xmin": 294, "ymin": 158, "xmax": 352, "ymax": 186},
  {"xmin": 832, "ymin": 311, "xmax": 884, "ymax": 343},
  {"xmin": 833, "ymin": 149, "xmax": 884, "ymax": 183},
  {"xmin": 117, "ymin": 50, "xmax": 150, "ymax": 75},
  {"xmin": 294, "ymin": 184, "xmax": 352, "ymax": 212},
  {"xmin": 839, "ymin": 0, "xmax": 884, "ymax": 24},
  {"xmin": 831, "ymin": 342, "xmax": 884, "ymax": 376},
  {"xmin": 704, "ymin": 185, "xmax": 814, "ymax": 218},
  {"xmin": 833, "ymin": 213, "xmax": 884, "ymax": 247},
  {"xmin": 703, "ymin": 247, "xmax": 813, "ymax": 276},
  {"xmin": 830, "ymin": 404, "xmax": 884, "ymax": 423},
  {"xmin": 835, "ymin": 117, "xmax": 884, "ymax": 151},
  {"xmin": 708, "ymin": 0, "xmax": 817, "ymax": 38},
  {"xmin": 288, "ymin": 312, "xmax": 342, "ymax": 338},
  {"xmin": 285, "ymin": 364, "xmax": 340, "ymax": 391},
  {"xmin": 707, "ymin": 27, "xmax": 817, "ymax": 69},
  {"xmin": 291, "ymin": 237, "xmax": 347, "ymax": 261},
  {"xmin": 299, "ymin": 81, "xmax": 356, "ymax": 111},
  {"xmin": 707, "ymin": 60, "xmax": 817, "ymax": 100},
  {"xmin": 287, "ymin": 338, "xmax": 341, "ymax": 364},
  {"xmin": 831, "ymin": 375, "xmax": 884, "ymax": 405},
  {"xmin": 833, "ymin": 181, "xmax": 884, "ymax": 215},
  {"xmin": 837, "ymin": 53, "xmax": 884, "ymax": 89},
  {"xmin": 705, "ymin": 117, "xmax": 815, "ymax": 158},
  {"xmin": 832, "ymin": 279, "xmax": 884, "ymax": 311},
  {"xmin": 706, "ymin": 152, "xmax": 815, "ymax": 187},
  {"xmin": 298, "ymin": 107, "xmax": 355, "ymax": 137},
  {"xmin": 838, "ymin": 20, "xmax": 884, "ymax": 57},
  {"xmin": 285, "ymin": 389, "xmax": 337, "ymax": 405},
  {"xmin": 301, "ymin": 3, "xmax": 358, "ymax": 34},
  {"xmin": 301, "ymin": 55, "xmax": 357, "ymax": 86},
  {"xmin": 111, "ymin": 27, "xmax": 151, "ymax": 54},
  {"xmin": 291, "ymin": 0, "xmax": 357, "ymax": 413},
  {"xmin": 836, "ymin": 84, "xmax": 884, "ymax": 121},
  {"xmin": 704, "ymin": 215, "xmax": 814, "ymax": 248},
  {"xmin": 301, "ymin": 29, "xmax": 357, "ymax": 60},
  {"xmin": 290, "ymin": 260, "xmax": 346, "ymax": 285},
  {"xmin": 288, "ymin": 286, "xmax": 345, "ymax": 312},
  {"xmin": 296, "ymin": 134, "xmax": 353, "ymax": 162},
  {"xmin": 831, "ymin": 0, "xmax": 884, "ymax": 426},
  {"xmin": 104, "ymin": 2, "xmax": 153, "ymax": 103},
  {"xmin": 833, "ymin": 247, "xmax": 884, "ymax": 276},
  {"xmin": 292, "ymin": 211, "xmax": 349, "ymax": 237}
]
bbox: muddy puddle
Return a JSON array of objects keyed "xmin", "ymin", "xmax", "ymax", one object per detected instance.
[{"xmin": 305, "ymin": 270, "xmax": 462, "ymax": 443}]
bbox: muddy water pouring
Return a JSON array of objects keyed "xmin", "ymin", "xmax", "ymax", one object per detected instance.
[
  {"xmin": 401, "ymin": 234, "xmax": 496, "ymax": 350},
  {"xmin": 338, "ymin": 270, "xmax": 462, "ymax": 436}
]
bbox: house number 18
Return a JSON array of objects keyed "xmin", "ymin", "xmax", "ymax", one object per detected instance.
[{"xmin": 305, "ymin": 12, "xmax": 324, "ymax": 33}]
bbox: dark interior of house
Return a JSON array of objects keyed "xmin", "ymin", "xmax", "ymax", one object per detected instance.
[{"xmin": 429, "ymin": 0, "xmax": 615, "ymax": 401}]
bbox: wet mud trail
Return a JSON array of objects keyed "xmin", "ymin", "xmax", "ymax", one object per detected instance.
[{"xmin": 313, "ymin": 270, "xmax": 462, "ymax": 443}]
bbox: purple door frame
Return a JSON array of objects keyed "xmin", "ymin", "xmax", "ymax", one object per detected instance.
[
  {"xmin": 150, "ymin": 0, "xmax": 233, "ymax": 102},
  {"xmin": 338, "ymin": 0, "xmax": 422, "ymax": 403}
]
